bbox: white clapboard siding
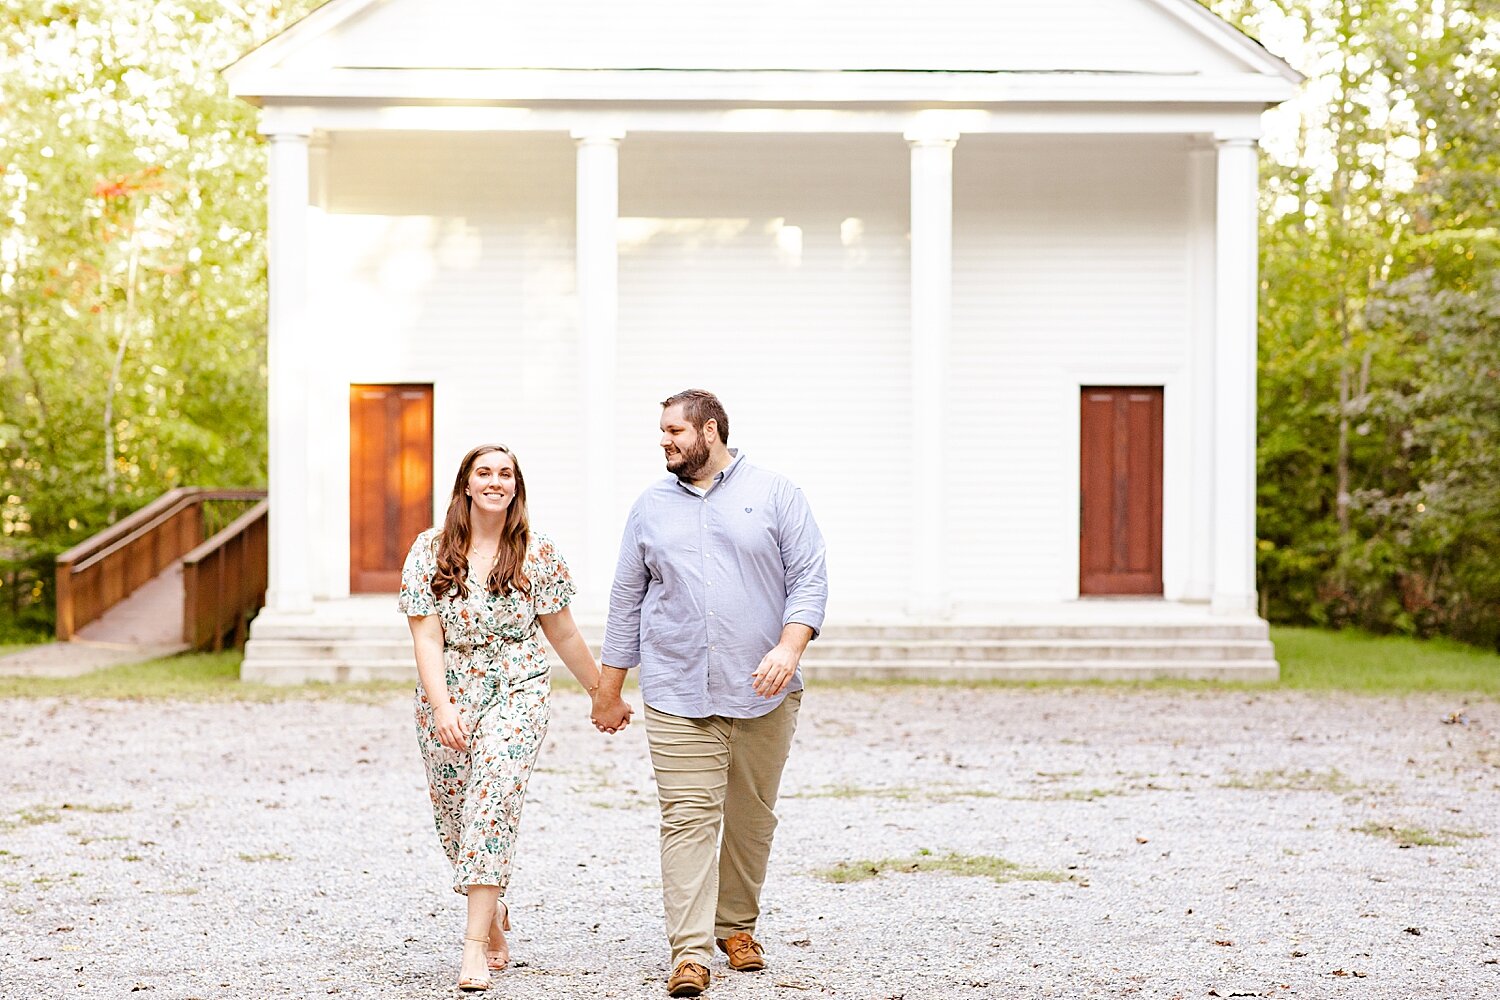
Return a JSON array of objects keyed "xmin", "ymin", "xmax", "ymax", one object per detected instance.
[
  {"xmin": 948, "ymin": 134, "xmax": 1192, "ymax": 605},
  {"xmin": 305, "ymin": 132, "xmax": 584, "ymax": 599},
  {"xmin": 615, "ymin": 134, "xmax": 912, "ymax": 621},
  {"xmin": 284, "ymin": 0, "xmax": 1252, "ymax": 75},
  {"xmin": 298, "ymin": 130, "xmax": 1200, "ymax": 617}
]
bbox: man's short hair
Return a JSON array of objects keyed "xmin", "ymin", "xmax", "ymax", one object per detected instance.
[{"xmin": 661, "ymin": 389, "xmax": 729, "ymax": 445}]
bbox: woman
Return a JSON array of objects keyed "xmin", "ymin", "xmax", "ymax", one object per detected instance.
[{"xmin": 400, "ymin": 443, "xmax": 629, "ymax": 992}]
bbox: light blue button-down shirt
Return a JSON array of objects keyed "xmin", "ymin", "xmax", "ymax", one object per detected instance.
[{"xmin": 602, "ymin": 451, "xmax": 828, "ymax": 719}]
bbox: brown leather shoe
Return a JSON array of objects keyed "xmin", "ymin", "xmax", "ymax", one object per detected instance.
[
  {"xmin": 667, "ymin": 961, "xmax": 710, "ymax": 997},
  {"xmin": 715, "ymin": 932, "xmax": 766, "ymax": 971}
]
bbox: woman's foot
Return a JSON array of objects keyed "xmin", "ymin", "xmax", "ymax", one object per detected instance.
[
  {"xmin": 459, "ymin": 936, "xmax": 492, "ymax": 991},
  {"xmin": 486, "ymin": 900, "xmax": 511, "ymax": 971}
]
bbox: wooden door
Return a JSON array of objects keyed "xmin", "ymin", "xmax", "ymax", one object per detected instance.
[
  {"xmin": 349, "ymin": 384, "xmax": 433, "ymax": 593},
  {"xmin": 1079, "ymin": 387, "xmax": 1163, "ymax": 596}
]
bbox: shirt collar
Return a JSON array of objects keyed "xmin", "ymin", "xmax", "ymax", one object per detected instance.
[
  {"xmin": 717, "ymin": 449, "xmax": 745, "ymax": 482},
  {"xmin": 675, "ymin": 449, "xmax": 744, "ymax": 496}
]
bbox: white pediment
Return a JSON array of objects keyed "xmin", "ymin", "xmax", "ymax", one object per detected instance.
[{"xmin": 228, "ymin": 0, "xmax": 1299, "ymax": 100}]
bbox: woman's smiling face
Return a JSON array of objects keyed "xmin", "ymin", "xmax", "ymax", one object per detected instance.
[{"xmin": 466, "ymin": 450, "xmax": 517, "ymax": 515}]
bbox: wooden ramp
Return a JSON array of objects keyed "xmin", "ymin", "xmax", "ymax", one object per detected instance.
[
  {"xmin": 46, "ymin": 489, "xmax": 269, "ymax": 674},
  {"xmin": 76, "ymin": 561, "xmax": 190, "ymax": 648}
]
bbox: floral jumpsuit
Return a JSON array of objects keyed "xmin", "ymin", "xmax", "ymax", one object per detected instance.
[{"xmin": 399, "ymin": 528, "xmax": 575, "ymax": 895}]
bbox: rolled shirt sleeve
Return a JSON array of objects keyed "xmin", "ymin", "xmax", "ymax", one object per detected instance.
[
  {"xmin": 600, "ymin": 509, "xmax": 647, "ymax": 669},
  {"xmin": 776, "ymin": 484, "xmax": 828, "ymax": 639}
]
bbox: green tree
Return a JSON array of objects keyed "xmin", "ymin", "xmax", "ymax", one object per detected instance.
[
  {"xmin": 1212, "ymin": 0, "xmax": 1500, "ymax": 645},
  {"xmin": 0, "ymin": 0, "xmax": 321, "ymax": 636}
]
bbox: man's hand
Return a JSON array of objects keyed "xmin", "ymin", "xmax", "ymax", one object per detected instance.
[
  {"xmin": 591, "ymin": 692, "xmax": 633, "ymax": 734},
  {"xmin": 751, "ymin": 642, "xmax": 802, "ymax": 698}
]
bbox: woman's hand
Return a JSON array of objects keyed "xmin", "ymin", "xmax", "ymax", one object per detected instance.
[
  {"xmin": 433, "ymin": 703, "xmax": 469, "ymax": 752},
  {"xmin": 591, "ymin": 691, "xmax": 633, "ymax": 734}
]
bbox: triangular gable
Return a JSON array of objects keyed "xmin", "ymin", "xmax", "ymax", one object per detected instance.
[{"xmin": 228, "ymin": 0, "xmax": 1300, "ymax": 97}]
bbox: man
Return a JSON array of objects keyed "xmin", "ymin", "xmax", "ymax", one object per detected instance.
[{"xmin": 591, "ymin": 389, "xmax": 828, "ymax": 997}]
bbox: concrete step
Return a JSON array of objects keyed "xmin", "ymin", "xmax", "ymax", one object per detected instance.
[
  {"xmin": 243, "ymin": 639, "xmax": 417, "ymax": 660},
  {"xmin": 815, "ymin": 623, "xmax": 1272, "ymax": 642},
  {"xmin": 241, "ymin": 656, "xmax": 1279, "ymax": 685},
  {"xmin": 806, "ymin": 640, "xmax": 1275, "ymax": 662},
  {"xmin": 245, "ymin": 620, "xmax": 1269, "ymax": 644},
  {"xmin": 799, "ymin": 659, "xmax": 1281, "ymax": 682},
  {"xmin": 243, "ymin": 636, "xmax": 1274, "ymax": 662},
  {"xmin": 240, "ymin": 659, "xmax": 415, "ymax": 684},
  {"xmin": 248, "ymin": 621, "xmax": 411, "ymax": 642},
  {"xmin": 242, "ymin": 611, "xmax": 1279, "ymax": 684}
]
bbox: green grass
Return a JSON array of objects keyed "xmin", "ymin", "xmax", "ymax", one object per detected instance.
[
  {"xmin": 0, "ymin": 806, "xmax": 63, "ymax": 832},
  {"xmin": 1352, "ymin": 822, "xmax": 1486, "ymax": 848},
  {"xmin": 786, "ymin": 783, "xmax": 1001, "ymax": 802},
  {"xmin": 0, "ymin": 651, "xmax": 408, "ymax": 701},
  {"xmin": 60, "ymin": 802, "xmax": 132, "ymax": 814},
  {"xmin": 1038, "ymin": 787, "xmax": 1124, "ymax": 802},
  {"xmin": 1, "ymin": 626, "xmax": 1496, "ymax": 700},
  {"xmin": 1218, "ymin": 767, "xmax": 1366, "ymax": 794},
  {"xmin": 816, "ymin": 851, "xmax": 1069, "ymax": 885},
  {"xmin": 1272, "ymin": 627, "xmax": 1500, "ymax": 694}
]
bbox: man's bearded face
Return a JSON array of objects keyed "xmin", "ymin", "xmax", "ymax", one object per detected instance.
[{"xmin": 661, "ymin": 405, "xmax": 713, "ymax": 479}]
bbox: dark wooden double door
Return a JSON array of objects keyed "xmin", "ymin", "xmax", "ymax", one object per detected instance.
[
  {"xmin": 349, "ymin": 384, "xmax": 433, "ymax": 593},
  {"xmin": 1079, "ymin": 387, "xmax": 1163, "ymax": 596}
]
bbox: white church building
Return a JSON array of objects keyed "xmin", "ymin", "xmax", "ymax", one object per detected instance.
[{"xmin": 227, "ymin": 0, "xmax": 1299, "ymax": 682}]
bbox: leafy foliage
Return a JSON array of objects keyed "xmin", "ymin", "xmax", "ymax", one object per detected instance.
[
  {"xmin": 1211, "ymin": 0, "xmax": 1500, "ymax": 647},
  {"xmin": 0, "ymin": 1, "xmax": 321, "ymax": 636}
]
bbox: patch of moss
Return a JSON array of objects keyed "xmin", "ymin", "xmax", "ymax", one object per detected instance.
[
  {"xmin": 1220, "ymin": 768, "xmax": 1365, "ymax": 794},
  {"xmin": 1352, "ymin": 823, "xmax": 1484, "ymax": 848},
  {"xmin": 816, "ymin": 851, "xmax": 1069, "ymax": 885},
  {"xmin": 788, "ymin": 784, "xmax": 1000, "ymax": 802},
  {"xmin": 1, "ymin": 805, "xmax": 62, "ymax": 831}
]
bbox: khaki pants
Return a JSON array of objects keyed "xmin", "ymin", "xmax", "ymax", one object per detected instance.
[{"xmin": 644, "ymin": 691, "xmax": 803, "ymax": 969}]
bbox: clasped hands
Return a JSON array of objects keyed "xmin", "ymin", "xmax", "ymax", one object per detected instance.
[
  {"xmin": 591, "ymin": 688, "xmax": 633, "ymax": 734},
  {"xmin": 590, "ymin": 640, "xmax": 802, "ymax": 735}
]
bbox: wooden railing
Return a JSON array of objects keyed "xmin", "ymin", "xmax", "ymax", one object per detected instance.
[
  {"xmin": 55, "ymin": 488, "xmax": 267, "ymax": 645},
  {"xmin": 181, "ymin": 500, "xmax": 269, "ymax": 651}
]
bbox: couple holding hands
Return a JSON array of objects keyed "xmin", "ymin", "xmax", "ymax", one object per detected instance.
[{"xmin": 399, "ymin": 389, "xmax": 829, "ymax": 996}]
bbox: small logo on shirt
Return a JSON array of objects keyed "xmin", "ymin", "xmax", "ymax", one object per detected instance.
[{"xmin": 744, "ymin": 507, "xmax": 754, "ymax": 513}]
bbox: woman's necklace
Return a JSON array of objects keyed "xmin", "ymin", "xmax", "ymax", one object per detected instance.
[{"xmin": 470, "ymin": 540, "xmax": 501, "ymax": 571}]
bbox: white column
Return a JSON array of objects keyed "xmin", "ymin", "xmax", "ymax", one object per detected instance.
[
  {"xmin": 1186, "ymin": 142, "xmax": 1217, "ymax": 602},
  {"xmin": 1211, "ymin": 136, "xmax": 1259, "ymax": 615},
  {"xmin": 573, "ymin": 130, "xmax": 623, "ymax": 600},
  {"xmin": 306, "ymin": 134, "xmax": 334, "ymax": 599},
  {"xmin": 265, "ymin": 130, "xmax": 314, "ymax": 613},
  {"xmin": 905, "ymin": 130, "xmax": 958, "ymax": 617}
]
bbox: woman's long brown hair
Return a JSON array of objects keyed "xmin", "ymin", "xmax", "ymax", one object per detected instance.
[{"xmin": 430, "ymin": 444, "xmax": 531, "ymax": 602}]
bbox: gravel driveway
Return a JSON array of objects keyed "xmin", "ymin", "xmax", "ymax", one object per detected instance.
[{"xmin": 1, "ymin": 686, "xmax": 1497, "ymax": 999}]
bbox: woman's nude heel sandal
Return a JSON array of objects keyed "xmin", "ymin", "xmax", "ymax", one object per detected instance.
[
  {"xmin": 458, "ymin": 936, "xmax": 492, "ymax": 992},
  {"xmin": 487, "ymin": 900, "xmax": 511, "ymax": 971}
]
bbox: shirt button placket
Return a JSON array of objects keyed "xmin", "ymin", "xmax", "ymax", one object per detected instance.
[{"xmin": 703, "ymin": 496, "xmax": 711, "ymax": 703}]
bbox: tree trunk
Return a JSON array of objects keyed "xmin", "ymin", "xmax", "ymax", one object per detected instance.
[{"xmin": 103, "ymin": 203, "xmax": 143, "ymax": 516}]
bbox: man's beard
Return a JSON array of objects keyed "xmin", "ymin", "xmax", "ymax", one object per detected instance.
[{"xmin": 665, "ymin": 436, "xmax": 712, "ymax": 480}]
